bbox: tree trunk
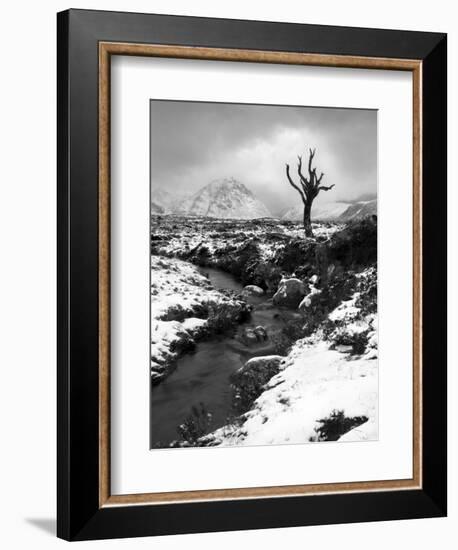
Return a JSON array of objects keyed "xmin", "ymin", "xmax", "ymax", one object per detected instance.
[
  {"xmin": 285, "ymin": 148, "xmax": 334, "ymax": 239},
  {"xmin": 303, "ymin": 202, "xmax": 313, "ymax": 237}
]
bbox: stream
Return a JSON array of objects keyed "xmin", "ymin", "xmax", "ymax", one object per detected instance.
[{"xmin": 150, "ymin": 266, "xmax": 294, "ymax": 447}]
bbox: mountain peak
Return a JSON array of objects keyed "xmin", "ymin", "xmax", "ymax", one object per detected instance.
[
  {"xmin": 151, "ymin": 178, "xmax": 271, "ymax": 219},
  {"xmin": 150, "ymin": 178, "xmax": 271, "ymax": 219},
  {"xmin": 184, "ymin": 178, "xmax": 270, "ymax": 219},
  {"xmin": 207, "ymin": 177, "xmax": 252, "ymax": 195}
]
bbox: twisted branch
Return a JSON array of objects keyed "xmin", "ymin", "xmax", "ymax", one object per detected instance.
[
  {"xmin": 286, "ymin": 164, "xmax": 306, "ymax": 204},
  {"xmin": 317, "ymin": 184, "xmax": 335, "ymax": 192}
]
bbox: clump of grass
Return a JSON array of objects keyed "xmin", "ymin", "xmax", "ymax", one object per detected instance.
[
  {"xmin": 195, "ymin": 245, "xmax": 211, "ymax": 266},
  {"xmin": 311, "ymin": 409, "xmax": 368, "ymax": 441},
  {"xmin": 272, "ymin": 315, "xmax": 306, "ymax": 355},
  {"xmin": 330, "ymin": 326, "xmax": 370, "ymax": 355},
  {"xmin": 176, "ymin": 402, "xmax": 213, "ymax": 444}
]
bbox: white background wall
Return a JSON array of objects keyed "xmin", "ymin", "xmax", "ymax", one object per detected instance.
[{"xmin": 0, "ymin": 1, "xmax": 454, "ymax": 548}]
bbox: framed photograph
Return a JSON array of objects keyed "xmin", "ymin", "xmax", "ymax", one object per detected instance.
[{"xmin": 57, "ymin": 9, "xmax": 447, "ymax": 541}]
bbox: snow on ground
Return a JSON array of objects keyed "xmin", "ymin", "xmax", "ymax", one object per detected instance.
[
  {"xmin": 281, "ymin": 222, "xmax": 345, "ymax": 240},
  {"xmin": 204, "ymin": 273, "xmax": 378, "ymax": 447},
  {"xmin": 150, "ymin": 255, "xmax": 244, "ymax": 383},
  {"xmin": 182, "ymin": 317, "xmax": 207, "ymax": 332},
  {"xmin": 150, "ymin": 320, "xmax": 192, "ymax": 375},
  {"xmin": 338, "ymin": 417, "xmax": 378, "ymax": 441},
  {"xmin": 151, "ymin": 217, "xmax": 344, "ymax": 263},
  {"xmin": 256, "ymin": 242, "xmax": 279, "ymax": 262},
  {"xmin": 206, "ymin": 335, "xmax": 378, "ymax": 446},
  {"xmin": 150, "ymin": 219, "xmax": 378, "ymax": 445},
  {"xmin": 328, "ymin": 292, "xmax": 361, "ymax": 322},
  {"xmin": 151, "ymin": 255, "xmax": 222, "ymax": 320}
]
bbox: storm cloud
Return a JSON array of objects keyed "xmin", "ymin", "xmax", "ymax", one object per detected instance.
[{"xmin": 150, "ymin": 100, "xmax": 377, "ymax": 215}]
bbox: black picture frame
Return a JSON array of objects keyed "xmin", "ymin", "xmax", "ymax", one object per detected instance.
[{"xmin": 57, "ymin": 8, "xmax": 447, "ymax": 541}]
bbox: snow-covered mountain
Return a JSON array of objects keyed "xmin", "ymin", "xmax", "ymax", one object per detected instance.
[
  {"xmin": 282, "ymin": 201, "xmax": 350, "ymax": 222},
  {"xmin": 151, "ymin": 188, "xmax": 180, "ymax": 215},
  {"xmin": 282, "ymin": 199, "xmax": 377, "ymax": 222},
  {"xmin": 338, "ymin": 199, "xmax": 377, "ymax": 221},
  {"xmin": 174, "ymin": 177, "xmax": 272, "ymax": 219}
]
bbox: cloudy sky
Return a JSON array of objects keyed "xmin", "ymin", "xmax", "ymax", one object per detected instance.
[{"xmin": 150, "ymin": 100, "xmax": 377, "ymax": 215}]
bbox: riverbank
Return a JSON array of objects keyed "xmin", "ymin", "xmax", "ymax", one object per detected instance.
[
  {"xmin": 201, "ymin": 312, "xmax": 378, "ymax": 447},
  {"xmin": 150, "ymin": 258, "xmax": 300, "ymax": 447},
  {"xmin": 150, "ymin": 256, "xmax": 250, "ymax": 385}
]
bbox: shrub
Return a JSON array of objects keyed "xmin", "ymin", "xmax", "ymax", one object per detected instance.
[
  {"xmin": 305, "ymin": 272, "xmax": 358, "ymax": 332},
  {"xmin": 312, "ymin": 410, "xmax": 368, "ymax": 441},
  {"xmin": 273, "ymin": 238, "xmax": 316, "ymax": 275},
  {"xmin": 159, "ymin": 304, "xmax": 188, "ymax": 322},
  {"xmin": 251, "ymin": 261, "xmax": 283, "ymax": 292},
  {"xmin": 206, "ymin": 300, "xmax": 250, "ymax": 334},
  {"xmin": 168, "ymin": 329, "xmax": 196, "ymax": 354},
  {"xmin": 330, "ymin": 326, "xmax": 369, "ymax": 355},
  {"xmin": 176, "ymin": 402, "xmax": 213, "ymax": 444},
  {"xmin": 233, "ymin": 241, "xmax": 262, "ymax": 282},
  {"xmin": 231, "ymin": 356, "xmax": 284, "ymax": 413},
  {"xmin": 195, "ymin": 245, "xmax": 211, "ymax": 266},
  {"xmin": 272, "ymin": 315, "xmax": 306, "ymax": 355},
  {"xmin": 327, "ymin": 218, "xmax": 377, "ymax": 269},
  {"xmin": 355, "ymin": 267, "xmax": 377, "ymax": 315}
]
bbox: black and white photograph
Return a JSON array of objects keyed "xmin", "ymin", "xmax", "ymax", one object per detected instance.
[{"xmin": 149, "ymin": 100, "xmax": 378, "ymax": 449}]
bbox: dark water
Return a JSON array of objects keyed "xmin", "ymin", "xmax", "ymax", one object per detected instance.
[{"xmin": 150, "ymin": 266, "xmax": 291, "ymax": 447}]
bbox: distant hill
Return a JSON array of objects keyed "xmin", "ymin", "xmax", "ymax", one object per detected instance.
[
  {"xmin": 153, "ymin": 178, "xmax": 272, "ymax": 219},
  {"xmin": 151, "ymin": 188, "xmax": 182, "ymax": 215},
  {"xmin": 282, "ymin": 198, "xmax": 377, "ymax": 222},
  {"xmin": 338, "ymin": 199, "xmax": 377, "ymax": 221},
  {"xmin": 282, "ymin": 201, "xmax": 350, "ymax": 222}
]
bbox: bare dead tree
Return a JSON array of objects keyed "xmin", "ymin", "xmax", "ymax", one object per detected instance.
[{"xmin": 285, "ymin": 148, "xmax": 335, "ymax": 237}]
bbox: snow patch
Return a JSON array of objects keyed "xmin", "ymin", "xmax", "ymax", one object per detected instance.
[
  {"xmin": 328, "ymin": 293, "xmax": 361, "ymax": 322},
  {"xmin": 207, "ymin": 336, "xmax": 378, "ymax": 447}
]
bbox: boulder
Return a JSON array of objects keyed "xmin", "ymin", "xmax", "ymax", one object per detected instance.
[
  {"xmin": 241, "ymin": 284, "xmax": 265, "ymax": 297},
  {"xmin": 241, "ymin": 328, "xmax": 258, "ymax": 345},
  {"xmin": 231, "ymin": 355, "xmax": 284, "ymax": 411},
  {"xmin": 272, "ymin": 278, "xmax": 307, "ymax": 308},
  {"xmin": 239, "ymin": 325, "xmax": 268, "ymax": 345},
  {"xmin": 253, "ymin": 325, "xmax": 268, "ymax": 341}
]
